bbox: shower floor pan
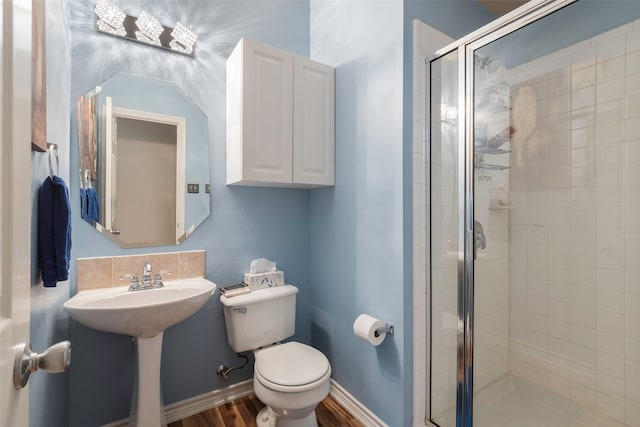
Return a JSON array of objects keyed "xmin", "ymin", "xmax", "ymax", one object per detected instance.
[{"xmin": 433, "ymin": 375, "xmax": 626, "ymax": 427}]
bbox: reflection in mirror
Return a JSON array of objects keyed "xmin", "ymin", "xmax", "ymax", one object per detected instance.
[
  {"xmin": 76, "ymin": 73, "xmax": 210, "ymax": 248},
  {"xmin": 110, "ymin": 110, "xmax": 184, "ymax": 247}
]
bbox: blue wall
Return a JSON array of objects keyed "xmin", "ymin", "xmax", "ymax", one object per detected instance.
[
  {"xmin": 308, "ymin": 1, "xmax": 493, "ymax": 425},
  {"xmin": 309, "ymin": 0, "xmax": 407, "ymax": 424},
  {"xmin": 67, "ymin": 1, "xmax": 311, "ymax": 425}
]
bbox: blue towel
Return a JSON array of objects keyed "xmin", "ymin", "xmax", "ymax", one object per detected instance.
[
  {"xmin": 86, "ymin": 188, "xmax": 100, "ymax": 225},
  {"xmin": 80, "ymin": 188, "xmax": 88, "ymax": 220},
  {"xmin": 38, "ymin": 176, "xmax": 72, "ymax": 287}
]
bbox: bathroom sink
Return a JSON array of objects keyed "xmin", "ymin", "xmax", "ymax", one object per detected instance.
[
  {"xmin": 64, "ymin": 277, "xmax": 217, "ymax": 338},
  {"xmin": 65, "ymin": 276, "xmax": 217, "ymax": 426}
]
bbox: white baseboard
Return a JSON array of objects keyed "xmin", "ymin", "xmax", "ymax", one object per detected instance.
[
  {"xmin": 102, "ymin": 378, "xmax": 385, "ymax": 427},
  {"xmin": 329, "ymin": 379, "xmax": 388, "ymax": 427},
  {"xmin": 163, "ymin": 379, "xmax": 253, "ymax": 423},
  {"xmin": 100, "ymin": 379, "xmax": 253, "ymax": 427}
]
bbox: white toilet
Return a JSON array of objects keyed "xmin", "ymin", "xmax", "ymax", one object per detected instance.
[{"xmin": 220, "ymin": 285, "xmax": 331, "ymax": 427}]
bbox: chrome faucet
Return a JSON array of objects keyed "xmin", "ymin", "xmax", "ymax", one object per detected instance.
[
  {"xmin": 141, "ymin": 261, "xmax": 153, "ymax": 287},
  {"xmin": 120, "ymin": 262, "xmax": 171, "ymax": 291}
]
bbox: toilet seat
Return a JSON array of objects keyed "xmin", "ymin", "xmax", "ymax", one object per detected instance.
[{"xmin": 254, "ymin": 342, "xmax": 331, "ymax": 393}]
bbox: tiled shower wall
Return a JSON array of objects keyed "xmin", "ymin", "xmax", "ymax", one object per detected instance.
[{"xmin": 507, "ymin": 20, "xmax": 640, "ymax": 425}]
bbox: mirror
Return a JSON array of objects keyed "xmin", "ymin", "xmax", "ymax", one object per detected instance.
[{"xmin": 76, "ymin": 73, "xmax": 210, "ymax": 248}]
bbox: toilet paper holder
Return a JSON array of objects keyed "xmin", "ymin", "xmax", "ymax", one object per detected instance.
[
  {"xmin": 375, "ymin": 324, "xmax": 394, "ymax": 337},
  {"xmin": 353, "ymin": 314, "xmax": 394, "ymax": 346}
]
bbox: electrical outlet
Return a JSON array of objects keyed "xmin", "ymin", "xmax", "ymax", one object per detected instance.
[
  {"xmin": 205, "ymin": 184, "xmax": 210, "ymax": 193},
  {"xmin": 187, "ymin": 183, "xmax": 199, "ymax": 194}
]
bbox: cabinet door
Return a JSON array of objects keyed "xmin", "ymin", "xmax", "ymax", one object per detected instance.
[
  {"xmin": 293, "ymin": 56, "xmax": 335, "ymax": 186},
  {"xmin": 242, "ymin": 40, "xmax": 293, "ymax": 184}
]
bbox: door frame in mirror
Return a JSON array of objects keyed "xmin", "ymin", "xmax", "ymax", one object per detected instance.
[{"xmin": 100, "ymin": 104, "xmax": 187, "ymax": 247}]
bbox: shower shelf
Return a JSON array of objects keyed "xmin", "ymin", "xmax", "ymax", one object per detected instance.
[
  {"xmin": 490, "ymin": 201, "xmax": 515, "ymax": 210},
  {"xmin": 475, "ymin": 146, "xmax": 510, "ymax": 155},
  {"xmin": 489, "ymin": 185, "xmax": 514, "ymax": 209},
  {"xmin": 484, "ymin": 105, "xmax": 511, "ymax": 114},
  {"xmin": 475, "ymin": 163, "xmax": 510, "ymax": 171}
]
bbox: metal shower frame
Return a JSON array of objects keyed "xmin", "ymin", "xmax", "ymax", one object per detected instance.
[{"xmin": 427, "ymin": 1, "xmax": 578, "ymax": 426}]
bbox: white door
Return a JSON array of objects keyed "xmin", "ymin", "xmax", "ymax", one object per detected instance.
[
  {"xmin": 0, "ymin": 0, "xmax": 32, "ymax": 425},
  {"xmin": 104, "ymin": 96, "xmax": 115, "ymax": 233}
]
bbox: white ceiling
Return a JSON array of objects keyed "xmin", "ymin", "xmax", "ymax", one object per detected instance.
[{"xmin": 476, "ymin": 0, "xmax": 529, "ymax": 16}]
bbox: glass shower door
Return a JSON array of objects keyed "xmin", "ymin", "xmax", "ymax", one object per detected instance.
[
  {"xmin": 427, "ymin": 1, "xmax": 640, "ymax": 427},
  {"xmin": 429, "ymin": 49, "xmax": 460, "ymax": 427},
  {"xmin": 471, "ymin": 2, "xmax": 640, "ymax": 426}
]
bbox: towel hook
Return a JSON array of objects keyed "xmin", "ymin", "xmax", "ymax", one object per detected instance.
[
  {"xmin": 47, "ymin": 143, "xmax": 59, "ymax": 179},
  {"xmin": 84, "ymin": 169, "xmax": 92, "ymax": 190},
  {"xmin": 78, "ymin": 169, "xmax": 91, "ymax": 190}
]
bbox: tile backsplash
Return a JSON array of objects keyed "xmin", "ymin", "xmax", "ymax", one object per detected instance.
[{"xmin": 76, "ymin": 250, "xmax": 205, "ymax": 291}]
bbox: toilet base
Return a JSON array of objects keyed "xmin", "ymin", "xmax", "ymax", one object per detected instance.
[{"xmin": 256, "ymin": 406, "xmax": 318, "ymax": 427}]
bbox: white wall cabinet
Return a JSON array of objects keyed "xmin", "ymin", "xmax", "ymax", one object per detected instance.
[{"xmin": 226, "ymin": 38, "xmax": 335, "ymax": 188}]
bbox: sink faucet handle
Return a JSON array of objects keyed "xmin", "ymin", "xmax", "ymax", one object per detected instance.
[
  {"xmin": 120, "ymin": 274, "xmax": 139, "ymax": 290},
  {"xmin": 153, "ymin": 271, "xmax": 172, "ymax": 287}
]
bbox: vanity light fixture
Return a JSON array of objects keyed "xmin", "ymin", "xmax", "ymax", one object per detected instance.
[
  {"xmin": 94, "ymin": 0, "xmax": 126, "ymax": 37},
  {"xmin": 135, "ymin": 11, "xmax": 163, "ymax": 46},
  {"xmin": 169, "ymin": 22, "xmax": 197, "ymax": 55},
  {"xmin": 94, "ymin": 0, "xmax": 197, "ymax": 56}
]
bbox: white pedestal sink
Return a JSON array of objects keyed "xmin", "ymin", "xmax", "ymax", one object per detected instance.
[{"xmin": 64, "ymin": 277, "xmax": 217, "ymax": 426}]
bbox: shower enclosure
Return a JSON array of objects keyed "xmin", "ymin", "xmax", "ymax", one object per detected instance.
[{"xmin": 426, "ymin": 0, "xmax": 640, "ymax": 426}]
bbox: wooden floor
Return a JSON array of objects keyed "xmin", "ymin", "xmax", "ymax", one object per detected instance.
[{"xmin": 168, "ymin": 393, "xmax": 364, "ymax": 427}]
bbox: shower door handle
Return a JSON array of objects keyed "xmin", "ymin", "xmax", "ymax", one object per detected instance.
[{"xmin": 473, "ymin": 220, "xmax": 486, "ymax": 261}]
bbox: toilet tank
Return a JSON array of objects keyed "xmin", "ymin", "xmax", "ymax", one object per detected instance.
[{"xmin": 220, "ymin": 285, "xmax": 298, "ymax": 353}]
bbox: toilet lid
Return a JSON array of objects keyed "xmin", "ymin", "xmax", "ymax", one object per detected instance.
[{"xmin": 255, "ymin": 342, "xmax": 330, "ymax": 387}]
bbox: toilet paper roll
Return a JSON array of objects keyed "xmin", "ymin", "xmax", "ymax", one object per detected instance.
[{"xmin": 353, "ymin": 314, "xmax": 387, "ymax": 346}]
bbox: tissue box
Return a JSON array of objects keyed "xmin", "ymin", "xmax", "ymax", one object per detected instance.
[{"xmin": 243, "ymin": 271, "xmax": 284, "ymax": 289}]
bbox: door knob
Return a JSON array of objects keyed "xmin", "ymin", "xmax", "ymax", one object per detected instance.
[{"xmin": 13, "ymin": 341, "xmax": 71, "ymax": 389}]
